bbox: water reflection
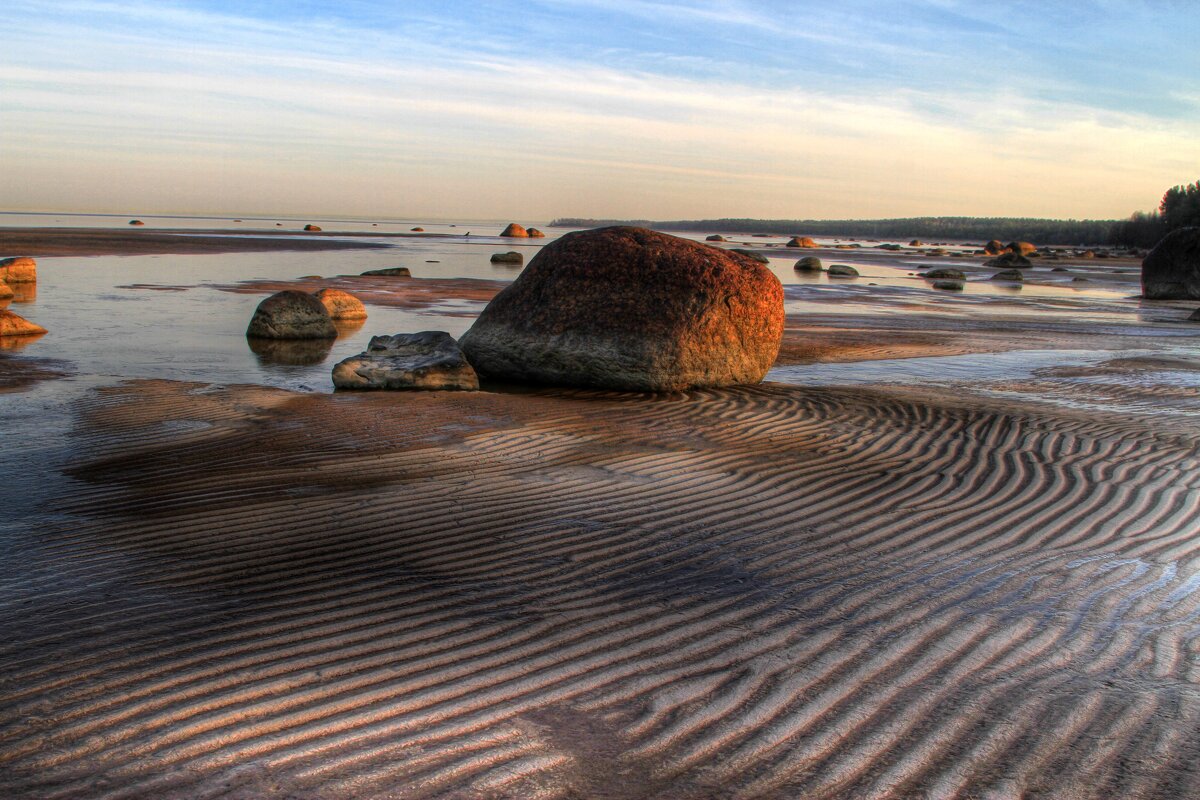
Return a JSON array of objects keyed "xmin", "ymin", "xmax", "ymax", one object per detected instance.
[
  {"xmin": 247, "ymin": 336, "xmax": 334, "ymax": 366},
  {"xmin": 332, "ymin": 318, "xmax": 367, "ymax": 338},
  {"xmin": 0, "ymin": 331, "xmax": 47, "ymax": 351},
  {"xmin": 10, "ymin": 284, "xmax": 36, "ymax": 303}
]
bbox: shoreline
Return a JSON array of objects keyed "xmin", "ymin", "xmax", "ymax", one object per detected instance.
[{"xmin": 0, "ymin": 227, "xmax": 411, "ymax": 256}]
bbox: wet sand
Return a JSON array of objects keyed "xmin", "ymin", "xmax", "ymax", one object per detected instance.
[
  {"xmin": 0, "ymin": 228, "xmax": 397, "ymax": 256},
  {"xmin": 4, "ymin": 230, "xmax": 1200, "ymax": 798}
]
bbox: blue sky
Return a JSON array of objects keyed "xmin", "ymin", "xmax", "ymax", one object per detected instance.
[{"xmin": 2, "ymin": 0, "xmax": 1197, "ymax": 219}]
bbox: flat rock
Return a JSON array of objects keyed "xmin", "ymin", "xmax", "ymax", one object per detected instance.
[
  {"xmin": 332, "ymin": 331, "xmax": 479, "ymax": 391},
  {"xmin": 490, "ymin": 252, "xmax": 524, "ymax": 264},
  {"xmin": 0, "ymin": 310, "xmax": 47, "ymax": 337},
  {"xmin": 0, "ymin": 257, "xmax": 37, "ymax": 284},
  {"xmin": 1142, "ymin": 227, "xmax": 1200, "ymax": 299},
  {"xmin": 500, "ymin": 223, "xmax": 529, "ymax": 237},
  {"xmin": 827, "ymin": 264, "xmax": 859, "ymax": 277},
  {"xmin": 933, "ymin": 280, "xmax": 964, "ymax": 291},
  {"xmin": 246, "ymin": 290, "xmax": 337, "ymax": 339},
  {"xmin": 411, "ymin": 227, "xmax": 424, "ymax": 232},
  {"xmin": 313, "ymin": 288, "xmax": 367, "ymax": 320},
  {"xmin": 360, "ymin": 267, "xmax": 412, "ymax": 277},
  {"xmin": 129, "ymin": 220, "xmax": 145, "ymax": 226},
  {"xmin": 794, "ymin": 256, "xmax": 823, "ymax": 271},
  {"xmin": 459, "ymin": 226, "xmax": 784, "ymax": 391}
]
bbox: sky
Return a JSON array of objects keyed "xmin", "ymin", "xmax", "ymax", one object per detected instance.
[{"xmin": 2, "ymin": 0, "xmax": 1198, "ymax": 220}]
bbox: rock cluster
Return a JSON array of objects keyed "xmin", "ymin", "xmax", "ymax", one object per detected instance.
[
  {"xmin": 333, "ymin": 332, "xmax": 479, "ymax": 391},
  {"xmin": 490, "ymin": 252, "xmax": 523, "ymax": 264}
]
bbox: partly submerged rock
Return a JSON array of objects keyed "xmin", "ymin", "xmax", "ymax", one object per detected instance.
[
  {"xmin": 877, "ymin": 243, "xmax": 902, "ymax": 251},
  {"xmin": 1007, "ymin": 241, "xmax": 1037, "ymax": 256},
  {"xmin": 500, "ymin": 223, "xmax": 529, "ymax": 237},
  {"xmin": 991, "ymin": 269, "xmax": 1025, "ymax": 282},
  {"xmin": 459, "ymin": 226, "xmax": 784, "ymax": 391},
  {"xmin": 731, "ymin": 249, "xmax": 769, "ymax": 263},
  {"xmin": 924, "ymin": 268, "xmax": 965, "ymax": 280},
  {"xmin": 983, "ymin": 239, "xmax": 1005, "ymax": 255},
  {"xmin": 332, "ymin": 331, "xmax": 479, "ymax": 391},
  {"xmin": 411, "ymin": 227, "xmax": 424, "ymax": 232},
  {"xmin": 827, "ymin": 264, "xmax": 859, "ymax": 277},
  {"xmin": 304, "ymin": 224, "xmax": 322, "ymax": 232},
  {"xmin": 527, "ymin": 228, "xmax": 546, "ymax": 238},
  {"xmin": 1142, "ymin": 227, "xmax": 1200, "ymax": 299},
  {"xmin": 360, "ymin": 267, "xmax": 412, "ymax": 277},
  {"xmin": 794, "ymin": 256, "xmax": 823, "ymax": 272},
  {"xmin": 0, "ymin": 257, "xmax": 36, "ymax": 284},
  {"xmin": 909, "ymin": 240, "xmax": 924, "ymax": 247},
  {"xmin": 706, "ymin": 234, "xmax": 727, "ymax": 242},
  {"xmin": 985, "ymin": 252, "xmax": 1032, "ymax": 268},
  {"xmin": 933, "ymin": 280, "xmax": 964, "ymax": 291},
  {"xmin": 490, "ymin": 251, "xmax": 524, "ymax": 264},
  {"xmin": 786, "ymin": 236, "xmax": 817, "ymax": 248},
  {"xmin": 313, "ymin": 288, "xmax": 367, "ymax": 320},
  {"xmin": 129, "ymin": 219, "xmax": 145, "ymax": 226},
  {"xmin": 246, "ymin": 290, "xmax": 337, "ymax": 339},
  {"xmin": 0, "ymin": 310, "xmax": 47, "ymax": 337}
]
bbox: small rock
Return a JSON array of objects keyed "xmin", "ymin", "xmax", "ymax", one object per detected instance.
[
  {"xmin": 991, "ymin": 269, "xmax": 1025, "ymax": 282},
  {"xmin": 985, "ymin": 252, "xmax": 1032, "ymax": 268},
  {"xmin": 527, "ymin": 228, "xmax": 546, "ymax": 238},
  {"xmin": 313, "ymin": 288, "xmax": 367, "ymax": 320},
  {"xmin": 304, "ymin": 224, "xmax": 322, "ymax": 232},
  {"xmin": 1051, "ymin": 267, "xmax": 1069, "ymax": 272},
  {"xmin": 794, "ymin": 256, "xmax": 823, "ymax": 272},
  {"xmin": 490, "ymin": 252, "xmax": 524, "ymax": 264},
  {"xmin": 924, "ymin": 268, "xmax": 965, "ymax": 280},
  {"xmin": 0, "ymin": 310, "xmax": 46, "ymax": 337},
  {"xmin": 129, "ymin": 219, "xmax": 145, "ymax": 226},
  {"xmin": 0, "ymin": 256, "xmax": 37, "ymax": 284},
  {"xmin": 909, "ymin": 240, "xmax": 924, "ymax": 247},
  {"xmin": 360, "ymin": 267, "xmax": 412, "ymax": 277},
  {"xmin": 1072, "ymin": 277, "xmax": 1089, "ymax": 282},
  {"xmin": 877, "ymin": 243, "xmax": 902, "ymax": 251},
  {"xmin": 933, "ymin": 280, "xmax": 964, "ymax": 291},
  {"xmin": 246, "ymin": 290, "xmax": 337, "ymax": 339},
  {"xmin": 411, "ymin": 227, "xmax": 425, "ymax": 232},
  {"xmin": 332, "ymin": 331, "xmax": 479, "ymax": 391},
  {"xmin": 500, "ymin": 223, "xmax": 529, "ymax": 237},
  {"xmin": 827, "ymin": 264, "xmax": 859, "ymax": 277},
  {"xmin": 786, "ymin": 236, "xmax": 817, "ymax": 248},
  {"xmin": 300, "ymin": 275, "xmax": 322, "ymax": 280},
  {"xmin": 1189, "ymin": 308, "xmax": 1200, "ymax": 321},
  {"xmin": 706, "ymin": 235, "xmax": 727, "ymax": 242},
  {"xmin": 732, "ymin": 249, "xmax": 770, "ymax": 264}
]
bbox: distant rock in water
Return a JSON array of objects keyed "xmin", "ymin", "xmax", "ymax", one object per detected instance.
[
  {"xmin": 827, "ymin": 264, "xmax": 859, "ymax": 277},
  {"xmin": 706, "ymin": 235, "xmax": 727, "ymax": 242},
  {"xmin": 1142, "ymin": 227, "xmax": 1200, "ymax": 299},
  {"xmin": 983, "ymin": 240, "xmax": 1005, "ymax": 255},
  {"xmin": 500, "ymin": 223, "xmax": 529, "ymax": 237},
  {"xmin": 490, "ymin": 251, "xmax": 523, "ymax": 264},
  {"xmin": 909, "ymin": 240, "xmax": 924, "ymax": 247},
  {"xmin": 0, "ymin": 310, "xmax": 46, "ymax": 337},
  {"xmin": 1007, "ymin": 241, "xmax": 1037, "ymax": 256},
  {"xmin": 877, "ymin": 243, "xmax": 902, "ymax": 251},
  {"xmin": 411, "ymin": 227, "xmax": 425, "ymax": 232},
  {"xmin": 129, "ymin": 220, "xmax": 145, "ymax": 226},
  {"xmin": 360, "ymin": 267, "xmax": 412, "ymax": 277},
  {"xmin": 333, "ymin": 331, "xmax": 479, "ymax": 391},
  {"xmin": 313, "ymin": 288, "xmax": 367, "ymax": 320},
  {"xmin": 732, "ymin": 248, "xmax": 769, "ymax": 263},
  {"xmin": 924, "ymin": 268, "xmax": 965, "ymax": 280},
  {"xmin": 991, "ymin": 269, "xmax": 1025, "ymax": 282},
  {"xmin": 527, "ymin": 228, "xmax": 546, "ymax": 238},
  {"xmin": 459, "ymin": 226, "xmax": 784, "ymax": 391},
  {"xmin": 786, "ymin": 237, "xmax": 816, "ymax": 248},
  {"xmin": 304, "ymin": 224, "xmax": 322, "ymax": 232},
  {"xmin": 794, "ymin": 256, "xmax": 823, "ymax": 272},
  {"xmin": 0, "ymin": 257, "xmax": 37, "ymax": 284},
  {"xmin": 933, "ymin": 280, "xmax": 964, "ymax": 291},
  {"xmin": 246, "ymin": 290, "xmax": 337, "ymax": 339},
  {"xmin": 985, "ymin": 252, "xmax": 1032, "ymax": 268}
]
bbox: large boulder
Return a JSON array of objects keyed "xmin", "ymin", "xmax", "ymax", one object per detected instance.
[
  {"xmin": 786, "ymin": 236, "xmax": 817, "ymax": 248},
  {"xmin": 313, "ymin": 288, "xmax": 367, "ymax": 320},
  {"xmin": 794, "ymin": 256, "xmax": 823, "ymax": 272},
  {"xmin": 0, "ymin": 310, "xmax": 46, "ymax": 337},
  {"xmin": 332, "ymin": 332, "xmax": 479, "ymax": 391},
  {"xmin": 246, "ymin": 290, "xmax": 337, "ymax": 339},
  {"xmin": 1142, "ymin": 227, "xmax": 1200, "ymax": 299},
  {"xmin": 459, "ymin": 226, "xmax": 784, "ymax": 391},
  {"xmin": 0, "ymin": 257, "xmax": 37, "ymax": 284},
  {"xmin": 500, "ymin": 223, "xmax": 529, "ymax": 237}
]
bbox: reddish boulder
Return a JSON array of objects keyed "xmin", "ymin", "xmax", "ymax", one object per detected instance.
[
  {"xmin": 246, "ymin": 290, "xmax": 337, "ymax": 339},
  {"xmin": 459, "ymin": 226, "xmax": 784, "ymax": 391},
  {"xmin": 786, "ymin": 236, "xmax": 817, "ymax": 248},
  {"xmin": 527, "ymin": 228, "xmax": 546, "ymax": 238},
  {"xmin": 983, "ymin": 240, "xmax": 1006, "ymax": 255},
  {"xmin": 304, "ymin": 224, "xmax": 322, "ymax": 232},
  {"xmin": 0, "ymin": 256, "xmax": 37, "ymax": 283},
  {"xmin": 500, "ymin": 223, "xmax": 529, "ymax": 237},
  {"xmin": 313, "ymin": 288, "xmax": 368, "ymax": 320},
  {"xmin": 0, "ymin": 310, "xmax": 46, "ymax": 337},
  {"xmin": 1007, "ymin": 241, "xmax": 1037, "ymax": 256}
]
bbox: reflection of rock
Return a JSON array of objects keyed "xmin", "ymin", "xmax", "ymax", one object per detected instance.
[
  {"xmin": 0, "ymin": 310, "xmax": 47, "ymax": 336},
  {"xmin": 794, "ymin": 256, "xmax": 823, "ymax": 272},
  {"xmin": 1142, "ymin": 227, "xmax": 1200, "ymax": 299},
  {"xmin": 0, "ymin": 257, "xmax": 37, "ymax": 283},
  {"xmin": 247, "ymin": 336, "xmax": 333, "ymax": 366},
  {"xmin": 246, "ymin": 291, "xmax": 337, "ymax": 339},
  {"xmin": 827, "ymin": 264, "xmax": 859, "ymax": 277},
  {"xmin": 500, "ymin": 223, "xmax": 529, "ymax": 237},
  {"xmin": 786, "ymin": 237, "xmax": 816, "ymax": 248},
  {"xmin": 332, "ymin": 318, "xmax": 367, "ymax": 338},
  {"xmin": 313, "ymin": 288, "xmax": 367, "ymax": 320},
  {"xmin": 333, "ymin": 331, "xmax": 479, "ymax": 391},
  {"xmin": 361, "ymin": 267, "xmax": 411, "ymax": 277},
  {"xmin": 459, "ymin": 226, "xmax": 784, "ymax": 392},
  {"xmin": 9, "ymin": 284, "xmax": 36, "ymax": 303},
  {"xmin": 0, "ymin": 330, "xmax": 45, "ymax": 351},
  {"xmin": 490, "ymin": 252, "xmax": 523, "ymax": 264},
  {"xmin": 304, "ymin": 224, "xmax": 322, "ymax": 231},
  {"xmin": 527, "ymin": 228, "xmax": 546, "ymax": 238}
]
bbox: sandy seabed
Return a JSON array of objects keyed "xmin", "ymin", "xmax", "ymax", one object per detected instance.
[{"xmin": 3, "ymin": 228, "xmax": 1200, "ymax": 799}]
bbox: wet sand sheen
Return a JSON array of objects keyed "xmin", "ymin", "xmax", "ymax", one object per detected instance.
[{"xmin": 2, "ymin": 379, "xmax": 1198, "ymax": 799}]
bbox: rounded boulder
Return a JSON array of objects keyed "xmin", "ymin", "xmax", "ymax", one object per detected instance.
[
  {"xmin": 246, "ymin": 290, "xmax": 337, "ymax": 339},
  {"xmin": 458, "ymin": 226, "xmax": 784, "ymax": 391},
  {"xmin": 500, "ymin": 223, "xmax": 529, "ymax": 237},
  {"xmin": 313, "ymin": 288, "xmax": 368, "ymax": 320},
  {"xmin": 1142, "ymin": 227, "xmax": 1200, "ymax": 299}
]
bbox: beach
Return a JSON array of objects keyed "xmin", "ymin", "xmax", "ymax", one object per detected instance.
[{"xmin": 3, "ymin": 220, "xmax": 1200, "ymax": 798}]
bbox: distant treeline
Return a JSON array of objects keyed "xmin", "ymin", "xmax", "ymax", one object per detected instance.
[{"xmin": 552, "ymin": 180, "xmax": 1200, "ymax": 248}]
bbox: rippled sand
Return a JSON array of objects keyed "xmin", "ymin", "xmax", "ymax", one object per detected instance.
[{"xmin": 3, "ymin": 373, "xmax": 1199, "ymax": 799}]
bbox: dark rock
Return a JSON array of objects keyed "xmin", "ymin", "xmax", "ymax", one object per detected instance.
[
  {"xmin": 313, "ymin": 288, "xmax": 367, "ymax": 320},
  {"xmin": 909, "ymin": 240, "xmax": 923, "ymax": 246},
  {"xmin": 933, "ymin": 280, "xmax": 964, "ymax": 291},
  {"xmin": 246, "ymin": 290, "xmax": 337, "ymax": 339},
  {"xmin": 877, "ymin": 243, "xmax": 902, "ymax": 251},
  {"xmin": 794, "ymin": 256, "xmax": 823, "ymax": 272},
  {"xmin": 458, "ymin": 226, "xmax": 784, "ymax": 391},
  {"xmin": 827, "ymin": 264, "xmax": 859, "ymax": 277},
  {"xmin": 983, "ymin": 240, "xmax": 1005, "ymax": 255},
  {"xmin": 0, "ymin": 257, "xmax": 37, "ymax": 284},
  {"xmin": 1190, "ymin": 308, "xmax": 1200, "ymax": 321},
  {"xmin": 1007, "ymin": 241, "xmax": 1036, "ymax": 256},
  {"xmin": 732, "ymin": 249, "xmax": 769, "ymax": 263},
  {"xmin": 991, "ymin": 269, "xmax": 1025, "ymax": 282},
  {"xmin": 411, "ymin": 227, "xmax": 424, "ymax": 232},
  {"xmin": 1142, "ymin": 228, "xmax": 1200, "ymax": 299},
  {"xmin": 360, "ymin": 267, "xmax": 412, "ymax": 277},
  {"xmin": 333, "ymin": 331, "xmax": 479, "ymax": 390},
  {"xmin": 924, "ymin": 268, "xmax": 966, "ymax": 280},
  {"xmin": 527, "ymin": 228, "xmax": 546, "ymax": 238},
  {"xmin": 500, "ymin": 223, "xmax": 529, "ymax": 237},
  {"xmin": 1051, "ymin": 267, "xmax": 1069, "ymax": 272},
  {"xmin": 129, "ymin": 220, "xmax": 145, "ymax": 226},
  {"xmin": 490, "ymin": 252, "xmax": 524, "ymax": 264},
  {"xmin": 706, "ymin": 235, "xmax": 727, "ymax": 242},
  {"xmin": 985, "ymin": 252, "xmax": 1032, "ymax": 268}
]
